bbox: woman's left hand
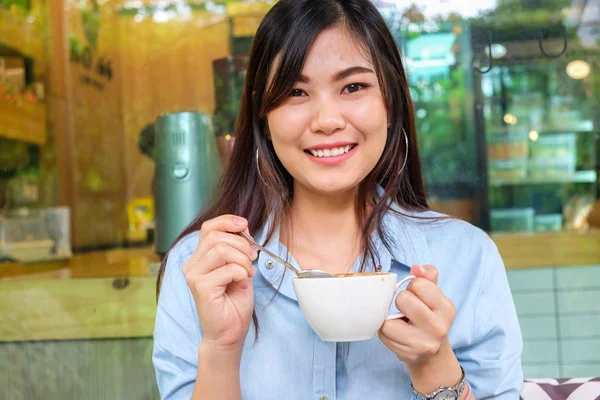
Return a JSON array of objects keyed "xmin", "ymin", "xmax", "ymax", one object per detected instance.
[
  {"xmin": 379, "ymin": 265, "xmax": 463, "ymax": 393},
  {"xmin": 379, "ymin": 264, "xmax": 455, "ymax": 364}
]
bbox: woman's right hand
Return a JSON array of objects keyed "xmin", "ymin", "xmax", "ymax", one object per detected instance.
[{"xmin": 183, "ymin": 215, "xmax": 258, "ymax": 352}]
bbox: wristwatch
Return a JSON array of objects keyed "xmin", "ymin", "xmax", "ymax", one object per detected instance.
[{"xmin": 411, "ymin": 366, "xmax": 467, "ymax": 400}]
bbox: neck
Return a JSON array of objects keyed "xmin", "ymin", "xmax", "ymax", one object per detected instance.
[{"xmin": 281, "ymin": 182, "xmax": 364, "ymax": 270}]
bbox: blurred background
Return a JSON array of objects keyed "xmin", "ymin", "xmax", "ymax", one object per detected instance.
[{"xmin": 0, "ymin": 0, "xmax": 599, "ymax": 398}]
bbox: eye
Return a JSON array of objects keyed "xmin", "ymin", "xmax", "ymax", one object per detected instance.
[
  {"xmin": 290, "ymin": 88, "xmax": 307, "ymax": 97},
  {"xmin": 342, "ymin": 83, "xmax": 370, "ymax": 94}
]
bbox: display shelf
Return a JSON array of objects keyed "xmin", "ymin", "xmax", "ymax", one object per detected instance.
[
  {"xmin": 474, "ymin": 24, "xmax": 599, "ymax": 235},
  {"xmin": 488, "ymin": 120, "xmax": 595, "ymax": 136},
  {"xmin": 490, "ymin": 170, "xmax": 597, "ymax": 186},
  {"xmin": 0, "ymin": 7, "xmax": 46, "ymax": 68},
  {"xmin": 0, "ymin": 97, "xmax": 47, "ymax": 144}
]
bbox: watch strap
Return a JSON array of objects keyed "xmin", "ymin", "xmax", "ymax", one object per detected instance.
[{"xmin": 411, "ymin": 366, "xmax": 467, "ymax": 400}]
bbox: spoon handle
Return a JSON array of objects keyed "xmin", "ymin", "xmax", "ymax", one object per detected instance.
[{"xmin": 238, "ymin": 231, "xmax": 300, "ymax": 276}]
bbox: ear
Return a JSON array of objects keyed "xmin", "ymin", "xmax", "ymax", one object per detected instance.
[{"xmin": 265, "ymin": 124, "xmax": 272, "ymax": 140}]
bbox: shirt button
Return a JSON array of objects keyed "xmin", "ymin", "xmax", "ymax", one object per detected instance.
[
  {"xmin": 375, "ymin": 265, "xmax": 382, "ymax": 272},
  {"xmin": 265, "ymin": 260, "xmax": 274, "ymax": 269}
]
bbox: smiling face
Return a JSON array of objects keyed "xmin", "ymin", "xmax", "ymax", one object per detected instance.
[{"xmin": 266, "ymin": 25, "xmax": 389, "ymax": 197}]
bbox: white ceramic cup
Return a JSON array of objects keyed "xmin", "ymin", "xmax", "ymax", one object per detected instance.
[{"xmin": 292, "ymin": 272, "xmax": 416, "ymax": 342}]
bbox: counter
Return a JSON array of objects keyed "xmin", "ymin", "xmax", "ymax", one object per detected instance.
[
  {"xmin": 492, "ymin": 229, "xmax": 600, "ymax": 269},
  {"xmin": 0, "ymin": 247, "xmax": 160, "ymax": 342},
  {"xmin": 1, "ymin": 230, "xmax": 599, "ymax": 342}
]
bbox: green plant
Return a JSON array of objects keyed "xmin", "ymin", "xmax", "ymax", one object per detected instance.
[
  {"xmin": 410, "ymin": 67, "xmax": 475, "ymax": 186},
  {"xmin": 0, "ymin": 0, "xmax": 29, "ymax": 10}
]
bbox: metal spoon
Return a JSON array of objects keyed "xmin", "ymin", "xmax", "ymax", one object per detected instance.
[{"xmin": 238, "ymin": 231, "xmax": 332, "ymax": 278}]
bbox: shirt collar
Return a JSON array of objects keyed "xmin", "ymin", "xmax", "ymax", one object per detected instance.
[
  {"xmin": 253, "ymin": 220, "xmax": 299, "ymax": 300},
  {"xmin": 381, "ymin": 201, "xmax": 432, "ymax": 270}
]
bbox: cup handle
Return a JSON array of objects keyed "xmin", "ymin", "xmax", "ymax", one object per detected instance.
[{"xmin": 385, "ymin": 274, "xmax": 416, "ymax": 321}]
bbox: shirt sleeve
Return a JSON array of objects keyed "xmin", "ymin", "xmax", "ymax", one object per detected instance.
[
  {"xmin": 457, "ymin": 236, "xmax": 524, "ymax": 399},
  {"xmin": 152, "ymin": 245, "xmax": 202, "ymax": 400}
]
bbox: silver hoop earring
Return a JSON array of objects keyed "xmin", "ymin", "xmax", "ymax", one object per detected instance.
[
  {"xmin": 397, "ymin": 128, "xmax": 409, "ymax": 177},
  {"xmin": 256, "ymin": 148, "xmax": 269, "ymax": 188}
]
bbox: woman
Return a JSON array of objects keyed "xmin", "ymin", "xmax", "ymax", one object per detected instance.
[{"xmin": 153, "ymin": 0, "xmax": 523, "ymax": 399}]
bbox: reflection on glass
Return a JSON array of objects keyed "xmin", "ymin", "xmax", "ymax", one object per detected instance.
[
  {"xmin": 0, "ymin": 0, "xmax": 599, "ymax": 394},
  {"xmin": 379, "ymin": 0, "xmax": 600, "ymax": 381}
]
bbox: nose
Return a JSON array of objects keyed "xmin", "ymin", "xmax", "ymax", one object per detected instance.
[{"xmin": 309, "ymin": 101, "xmax": 346, "ymax": 135}]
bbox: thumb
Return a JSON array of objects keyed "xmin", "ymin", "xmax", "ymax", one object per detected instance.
[{"xmin": 410, "ymin": 264, "xmax": 438, "ymax": 285}]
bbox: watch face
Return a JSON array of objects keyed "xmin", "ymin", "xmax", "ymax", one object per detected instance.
[{"xmin": 433, "ymin": 390, "xmax": 458, "ymax": 400}]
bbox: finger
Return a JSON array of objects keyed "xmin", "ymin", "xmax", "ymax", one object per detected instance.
[
  {"xmin": 378, "ymin": 329, "xmax": 419, "ymax": 357},
  {"xmin": 186, "ymin": 263, "xmax": 251, "ymax": 302},
  {"xmin": 192, "ymin": 242, "xmax": 253, "ymax": 276},
  {"xmin": 395, "ymin": 288, "xmax": 435, "ymax": 327},
  {"xmin": 380, "ymin": 321, "xmax": 438, "ymax": 352},
  {"xmin": 379, "ymin": 320, "xmax": 424, "ymax": 353},
  {"xmin": 379, "ymin": 328, "xmax": 441, "ymax": 363},
  {"xmin": 406, "ymin": 277, "xmax": 448, "ymax": 312},
  {"xmin": 379, "ymin": 317, "xmax": 411, "ymax": 341},
  {"xmin": 198, "ymin": 215, "xmax": 248, "ymax": 244},
  {"xmin": 195, "ymin": 230, "xmax": 257, "ymax": 262},
  {"xmin": 410, "ymin": 264, "xmax": 438, "ymax": 285},
  {"xmin": 203, "ymin": 263, "xmax": 251, "ymax": 290}
]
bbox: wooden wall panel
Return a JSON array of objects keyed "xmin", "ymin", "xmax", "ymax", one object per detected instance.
[{"xmin": 117, "ymin": 12, "xmax": 230, "ymax": 204}]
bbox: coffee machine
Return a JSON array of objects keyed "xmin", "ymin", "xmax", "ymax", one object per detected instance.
[{"xmin": 153, "ymin": 111, "xmax": 221, "ymax": 255}]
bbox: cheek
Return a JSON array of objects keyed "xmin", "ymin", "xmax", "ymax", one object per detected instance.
[
  {"xmin": 266, "ymin": 112, "xmax": 307, "ymax": 170},
  {"xmin": 266, "ymin": 107, "xmax": 307, "ymax": 146},
  {"xmin": 351, "ymin": 99, "xmax": 388, "ymax": 144}
]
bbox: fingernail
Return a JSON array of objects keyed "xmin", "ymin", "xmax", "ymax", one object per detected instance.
[
  {"xmin": 418, "ymin": 265, "xmax": 427, "ymax": 274},
  {"xmin": 248, "ymin": 248, "xmax": 257, "ymax": 260},
  {"xmin": 234, "ymin": 217, "xmax": 246, "ymax": 226}
]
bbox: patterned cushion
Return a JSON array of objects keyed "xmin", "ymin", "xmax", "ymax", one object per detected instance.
[{"xmin": 520, "ymin": 378, "xmax": 600, "ymax": 400}]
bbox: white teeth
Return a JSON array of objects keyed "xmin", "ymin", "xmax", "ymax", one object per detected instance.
[{"xmin": 308, "ymin": 145, "xmax": 353, "ymax": 158}]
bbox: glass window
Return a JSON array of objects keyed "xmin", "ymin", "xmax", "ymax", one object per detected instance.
[{"xmin": 1, "ymin": 0, "xmax": 599, "ymax": 397}]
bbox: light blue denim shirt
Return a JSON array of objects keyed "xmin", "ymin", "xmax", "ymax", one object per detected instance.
[{"xmin": 153, "ymin": 207, "xmax": 524, "ymax": 399}]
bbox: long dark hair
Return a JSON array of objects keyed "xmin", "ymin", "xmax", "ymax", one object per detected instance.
[{"xmin": 156, "ymin": 0, "xmax": 429, "ymax": 322}]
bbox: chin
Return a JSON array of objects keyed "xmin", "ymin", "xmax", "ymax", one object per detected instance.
[{"xmin": 306, "ymin": 180, "xmax": 361, "ymax": 197}]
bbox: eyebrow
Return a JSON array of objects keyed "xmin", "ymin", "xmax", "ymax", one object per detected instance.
[{"xmin": 297, "ymin": 66, "xmax": 375, "ymax": 84}]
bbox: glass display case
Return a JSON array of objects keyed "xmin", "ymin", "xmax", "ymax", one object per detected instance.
[
  {"xmin": 471, "ymin": 18, "xmax": 599, "ymax": 234},
  {"xmin": 385, "ymin": 8, "xmax": 600, "ymax": 234}
]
